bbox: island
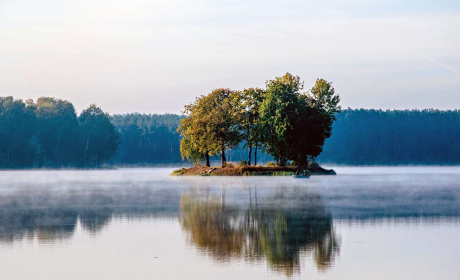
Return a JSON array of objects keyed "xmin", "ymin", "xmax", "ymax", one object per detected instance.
[
  {"xmin": 173, "ymin": 73, "xmax": 341, "ymax": 176},
  {"xmin": 172, "ymin": 163, "xmax": 336, "ymax": 176}
]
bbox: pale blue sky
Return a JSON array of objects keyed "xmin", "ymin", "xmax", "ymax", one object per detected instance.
[{"xmin": 0, "ymin": 0, "xmax": 459, "ymax": 114}]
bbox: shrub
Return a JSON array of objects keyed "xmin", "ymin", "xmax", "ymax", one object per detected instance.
[
  {"xmin": 308, "ymin": 161, "xmax": 320, "ymax": 169},
  {"xmin": 266, "ymin": 161, "xmax": 277, "ymax": 167},
  {"xmin": 225, "ymin": 162, "xmax": 236, "ymax": 168},
  {"xmin": 288, "ymin": 160, "xmax": 298, "ymax": 167},
  {"xmin": 171, "ymin": 168, "xmax": 187, "ymax": 175},
  {"xmin": 238, "ymin": 160, "xmax": 247, "ymax": 167}
]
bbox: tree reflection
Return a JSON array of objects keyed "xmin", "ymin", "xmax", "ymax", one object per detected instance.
[
  {"xmin": 0, "ymin": 209, "xmax": 110, "ymax": 243},
  {"xmin": 180, "ymin": 185, "xmax": 340, "ymax": 276},
  {"xmin": 0, "ymin": 184, "xmax": 181, "ymax": 244}
]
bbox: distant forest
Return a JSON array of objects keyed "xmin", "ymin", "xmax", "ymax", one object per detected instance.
[
  {"xmin": 1, "ymin": 95, "xmax": 459, "ymax": 168},
  {"xmin": 111, "ymin": 113, "xmax": 183, "ymax": 164},
  {"xmin": 111, "ymin": 109, "xmax": 460, "ymax": 166},
  {"xmin": 318, "ymin": 109, "xmax": 460, "ymax": 165},
  {"xmin": 0, "ymin": 97, "xmax": 118, "ymax": 169}
]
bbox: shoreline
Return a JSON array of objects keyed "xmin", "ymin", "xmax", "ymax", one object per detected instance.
[{"xmin": 171, "ymin": 165, "xmax": 336, "ymax": 176}]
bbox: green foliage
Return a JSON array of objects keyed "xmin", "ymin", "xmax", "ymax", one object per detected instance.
[
  {"xmin": 180, "ymin": 136, "xmax": 204, "ymax": 165},
  {"xmin": 111, "ymin": 113, "xmax": 183, "ymax": 164},
  {"xmin": 35, "ymin": 97, "xmax": 80, "ymax": 167},
  {"xmin": 243, "ymin": 170, "xmax": 294, "ymax": 176},
  {"xmin": 79, "ymin": 104, "xmax": 120, "ymax": 168},
  {"xmin": 259, "ymin": 73, "xmax": 304, "ymax": 166},
  {"xmin": 177, "ymin": 73, "xmax": 340, "ymax": 168},
  {"xmin": 309, "ymin": 79, "xmax": 342, "ymax": 118},
  {"xmin": 266, "ymin": 161, "xmax": 278, "ymax": 167},
  {"xmin": 111, "ymin": 108, "xmax": 460, "ymax": 166},
  {"xmin": 171, "ymin": 168, "xmax": 187, "ymax": 175},
  {"xmin": 0, "ymin": 97, "xmax": 119, "ymax": 169},
  {"xmin": 318, "ymin": 109, "xmax": 460, "ymax": 165},
  {"xmin": 231, "ymin": 88, "xmax": 265, "ymax": 165},
  {"xmin": 259, "ymin": 73, "xmax": 340, "ymax": 167},
  {"xmin": 0, "ymin": 97, "xmax": 36, "ymax": 168},
  {"xmin": 178, "ymin": 88, "xmax": 241, "ymax": 167},
  {"xmin": 238, "ymin": 160, "xmax": 248, "ymax": 167}
]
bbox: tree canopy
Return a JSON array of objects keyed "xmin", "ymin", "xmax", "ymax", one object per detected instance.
[
  {"xmin": 79, "ymin": 104, "xmax": 119, "ymax": 168},
  {"xmin": 0, "ymin": 97, "xmax": 119, "ymax": 169},
  {"xmin": 179, "ymin": 88, "xmax": 241, "ymax": 167},
  {"xmin": 178, "ymin": 73, "xmax": 341, "ymax": 168}
]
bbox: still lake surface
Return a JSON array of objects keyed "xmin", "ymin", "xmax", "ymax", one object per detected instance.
[{"xmin": 0, "ymin": 167, "xmax": 459, "ymax": 279}]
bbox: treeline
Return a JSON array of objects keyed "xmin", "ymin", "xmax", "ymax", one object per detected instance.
[
  {"xmin": 318, "ymin": 109, "xmax": 460, "ymax": 165},
  {"xmin": 2, "ymin": 97, "xmax": 459, "ymax": 168},
  {"xmin": 110, "ymin": 113, "xmax": 183, "ymax": 164},
  {"xmin": 112, "ymin": 109, "xmax": 460, "ymax": 165},
  {"xmin": 0, "ymin": 97, "xmax": 118, "ymax": 168}
]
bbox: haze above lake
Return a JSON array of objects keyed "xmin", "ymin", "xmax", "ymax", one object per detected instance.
[{"xmin": 0, "ymin": 167, "xmax": 459, "ymax": 279}]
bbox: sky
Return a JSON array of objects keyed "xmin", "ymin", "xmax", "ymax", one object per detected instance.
[{"xmin": 0, "ymin": 0, "xmax": 459, "ymax": 114}]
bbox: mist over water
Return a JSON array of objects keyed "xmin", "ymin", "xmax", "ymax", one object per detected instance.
[{"xmin": 0, "ymin": 167, "xmax": 459, "ymax": 279}]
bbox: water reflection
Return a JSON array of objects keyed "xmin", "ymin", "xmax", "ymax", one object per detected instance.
[
  {"xmin": 0, "ymin": 182, "xmax": 181, "ymax": 243},
  {"xmin": 180, "ymin": 185, "xmax": 340, "ymax": 275},
  {"xmin": 0, "ymin": 209, "xmax": 110, "ymax": 243}
]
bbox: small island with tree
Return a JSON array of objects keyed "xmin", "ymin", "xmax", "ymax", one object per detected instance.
[{"xmin": 172, "ymin": 73, "xmax": 341, "ymax": 176}]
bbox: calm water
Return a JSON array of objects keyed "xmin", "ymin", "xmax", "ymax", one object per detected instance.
[{"xmin": 0, "ymin": 167, "xmax": 459, "ymax": 279}]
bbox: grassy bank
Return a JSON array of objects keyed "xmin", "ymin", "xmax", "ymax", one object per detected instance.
[{"xmin": 171, "ymin": 165, "xmax": 336, "ymax": 176}]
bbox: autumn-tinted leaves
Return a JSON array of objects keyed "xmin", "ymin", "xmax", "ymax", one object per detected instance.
[{"xmin": 178, "ymin": 73, "xmax": 341, "ymax": 167}]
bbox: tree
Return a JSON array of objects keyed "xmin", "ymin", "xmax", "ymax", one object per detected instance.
[
  {"xmin": 178, "ymin": 88, "xmax": 241, "ymax": 167},
  {"xmin": 111, "ymin": 113, "xmax": 183, "ymax": 164},
  {"xmin": 35, "ymin": 97, "xmax": 80, "ymax": 167},
  {"xmin": 309, "ymin": 79, "xmax": 341, "ymax": 117},
  {"xmin": 259, "ymin": 73, "xmax": 305, "ymax": 166},
  {"xmin": 232, "ymin": 88, "xmax": 265, "ymax": 165},
  {"xmin": 178, "ymin": 74, "xmax": 341, "ymax": 169},
  {"xmin": 0, "ymin": 97, "xmax": 36, "ymax": 168},
  {"xmin": 202, "ymin": 89, "xmax": 241, "ymax": 167},
  {"xmin": 79, "ymin": 104, "xmax": 119, "ymax": 168},
  {"xmin": 285, "ymin": 79, "xmax": 341, "ymax": 167},
  {"xmin": 259, "ymin": 74, "xmax": 341, "ymax": 167},
  {"xmin": 178, "ymin": 116, "xmax": 206, "ymax": 165},
  {"xmin": 179, "ymin": 96, "xmax": 218, "ymax": 167}
]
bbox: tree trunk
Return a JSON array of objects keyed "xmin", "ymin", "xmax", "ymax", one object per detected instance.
[
  {"xmin": 248, "ymin": 146, "xmax": 252, "ymax": 166},
  {"xmin": 56, "ymin": 122, "xmax": 66, "ymax": 166},
  {"xmin": 85, "ymin": 137, "xmax": 91, "ymax": 168},
  {"xmin": 246, "ymin": 124, "xmax": 251, "ymax": 166},
  {"xmin": 280, "ymin": 156, "xmax": 287, "ymax": 167},
  {"xmin": 300, "ymin": 153, "xmax": 307, "ymax": 171},
  {"xmin": 221, "ymin": 149, "xmax": 226, "ymax": 168},
  {"xmin": 205, "ymin": 151, "xmax": 210, "ymax": 167},
  {"xmin": 254, "ymin": 145, "xmax": 258, "ymax": 166}
]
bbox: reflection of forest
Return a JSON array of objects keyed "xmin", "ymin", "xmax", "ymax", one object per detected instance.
[
  {"xmin": 180, "ymin": 186, "xmax": 340, "ymax": 276},
  {"xmin": 0, "ymin": 209, "xmax": 111, "ymax": 243},
  {"xmin": 0, "ymin": 186, "xmax": 181, "ymax": 243}
]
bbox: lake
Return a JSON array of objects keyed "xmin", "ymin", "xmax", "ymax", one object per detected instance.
[{"xmin": 0, "ymin": 167, "xmax": 459, "ymax": 279}]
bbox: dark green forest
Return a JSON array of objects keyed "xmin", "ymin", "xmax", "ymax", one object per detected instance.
[
  {"xmin": 111, "ymin": 109, "xmax": 460, "ymax": 166},
  {"xmin": 111, "ymin": 113, "xmax": 183, "ymax": 164},
  {"xmin": 107, "ymin": 109, "xmax": 460, "ymax": 165},
  {"xmin": 317, "ymin": 109, "xmax": 460, "ymax": 165},
  {"xmin": 0, "ymin": 97, "xmax": 118, "ymax": 169},
  {"xmin": 1, "ymin": 96, "xmax": 460, "ymax": 168}
]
